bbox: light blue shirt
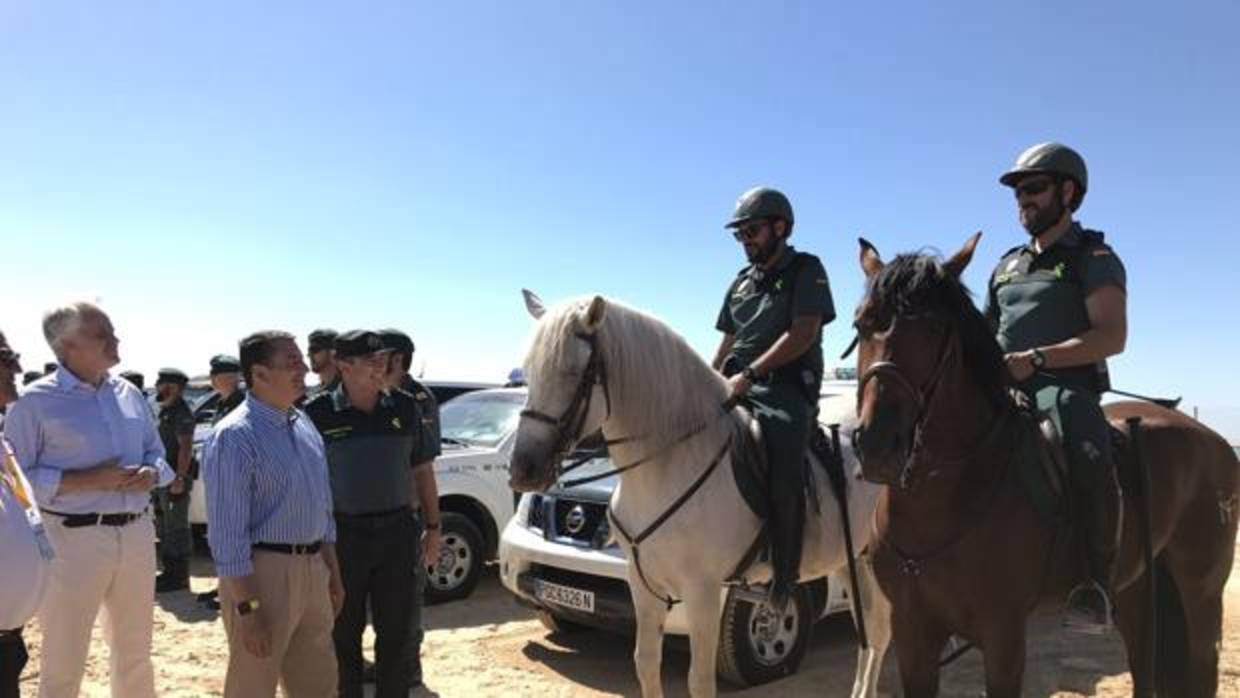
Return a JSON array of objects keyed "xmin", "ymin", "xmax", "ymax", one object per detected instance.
[
  {"xmin": 3, "ymin": 366, "xmax": 173, "ymax": 514},
  {"xmin": 202, "ymin": 393, "xmax": 336, "ymax": 578}
]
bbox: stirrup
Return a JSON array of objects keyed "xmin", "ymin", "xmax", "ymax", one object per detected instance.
[{"xmin": 1062, "ymin": 580, "xmax": 1114, "ymax": 635}]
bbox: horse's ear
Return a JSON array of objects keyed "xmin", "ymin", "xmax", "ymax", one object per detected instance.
[
  {"xmin": 859, "ymin": 237, "xmax": 884, "ymax": 279},
  {"xmin": 522, "ymin": 289, "xmax": 546, "ymax": 320},
  {"xmin": 583, "ymin": 295, "xmax": 607, "ymax": 332},
  {"xmin": 943, "ymin": 231, "xmax": 983, "ymax": 278}
]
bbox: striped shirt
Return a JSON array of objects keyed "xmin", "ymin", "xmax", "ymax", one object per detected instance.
[
  {"xmin": 3, "ymin": 366, "xmax": 173, "ymax": 513},
  {"xmin": 202, "ymin": 393, "xmax": 336, "ymax": 578}
]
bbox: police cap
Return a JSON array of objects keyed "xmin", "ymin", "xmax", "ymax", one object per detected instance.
[
  {"xmin": 307, "ymin": 328, "xmax": 339, "ymax": 353},
  {"xmin": 119, "ymin": 370, "xmax": 145, "ymax": 390},
  {"xmin": 334, "ymin": 330, "xmax": 390, "ymax": 360},
  {"xmin": 155, "ymin": 368, "xmax": 189, "ymax": 386},
  {"xmin": 376, "ymin": 328, "xmax": 414, "ymax": 357},
  {"xmin": 209, "ymin": 354, "xmax": 242, "ymax": 376}
]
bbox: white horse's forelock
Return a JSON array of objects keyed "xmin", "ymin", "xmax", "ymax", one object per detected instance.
[{"xmin": 524, "ymin": 296, "xmax": 743, "ymax": 444}]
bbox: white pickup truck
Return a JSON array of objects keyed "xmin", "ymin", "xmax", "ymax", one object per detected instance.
[{"xmin": 188, "ymin": 382, "xmax": 519, "ymax": 604}]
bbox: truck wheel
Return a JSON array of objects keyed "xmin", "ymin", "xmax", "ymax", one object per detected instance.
[
  {"xmin": 716, "ymin": 583, "xmax": 814, "ymax": 686},
  {"xmin": 424, "ymin": 512, "xmax": 484, "ymax": 604}
]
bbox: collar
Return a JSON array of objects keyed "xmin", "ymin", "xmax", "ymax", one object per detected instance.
[
  {"xmin": 746, "ymin": 244, "xmax": 798, "ymax": 279},
  {"xmin": 1025, "ymin": 221, "xmax": 1083, "ymax": 256},
  {"xmin": 245, "ymin": 393, "xmax": 299, "ymax": 426},
  {"xmin": 53, "ymin": 365, "xmax": 110, "ymax": 393},
  {"xmin": 329, "ymin": 384, "xmax": 392, "ymax": 413}
]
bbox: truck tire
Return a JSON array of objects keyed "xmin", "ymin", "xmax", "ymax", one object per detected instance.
[
  {"xmin": 424, "ymin": 512, "xmax": 485, "ymax": 604},
  {"xmin": 716, "ymin": 583, "xmax": 814, "ymax": 686}
]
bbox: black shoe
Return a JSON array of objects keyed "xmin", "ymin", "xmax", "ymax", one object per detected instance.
[
  {"xmin": 1063, "ymin": 580, "xmax": 1113, "ymax": 635},
  {"xmin": 155, "ymin": 559, "xmax": 190, "ymax": 593}
]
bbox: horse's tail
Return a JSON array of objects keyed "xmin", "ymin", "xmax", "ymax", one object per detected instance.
[{"xmin": 1153, "ymin": 555, "xmax": 1190, "ymax": 695}]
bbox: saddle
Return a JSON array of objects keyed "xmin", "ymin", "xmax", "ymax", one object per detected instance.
[
  {"xmin": 728, "ymin": 419, "xmax": 845, "ymax": 524},
  {"xmin": 1012, "ymin": 398, "xmax": 1131, "ymax": 528}
]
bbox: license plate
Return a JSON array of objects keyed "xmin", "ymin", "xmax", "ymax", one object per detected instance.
[{"xmin": 535, "ymin": 580, "xmax": 595, "ymax": 612}]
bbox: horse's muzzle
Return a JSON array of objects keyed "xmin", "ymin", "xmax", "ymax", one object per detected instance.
[{"xmin": 853, "ymin": 422, "xmax": 908, "ymax": 486}]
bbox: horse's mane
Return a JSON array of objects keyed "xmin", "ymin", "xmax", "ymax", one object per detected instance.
[
  {"xmin": 525, "ymin": 297, "xmax": 750, "ymax": 446},
  {"xmin": 863, "ymin": 253, "xmax": 1011, "ymax": 407}
]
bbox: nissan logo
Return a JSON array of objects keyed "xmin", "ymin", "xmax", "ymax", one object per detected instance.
[{"xmin": 564, "ymin": 505, "xmax": 587, "ymax": 534}]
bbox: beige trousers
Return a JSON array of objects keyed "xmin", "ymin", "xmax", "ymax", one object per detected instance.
[
  {"xmin": 37, "ymin": 513, "xmax": 157, "ymax": 698},
  {"xmin": 220, "ymin": 550, "xmax": 338, "ymax": 698}
]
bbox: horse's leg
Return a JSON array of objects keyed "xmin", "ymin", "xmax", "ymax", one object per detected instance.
[
  {"xmin": 978, "ymin": 616, "xmax": 1027, "ymax": 698},
  {"xmin": 851, "ymin": 555, "xmax": 893, "ymax": 698},
  {"xmin": 1162, "ymin": 547, "xmax": 1229, "ymax": 698},
  {"xmin": 631, "ymin": 584, "xmax": 672, "ymax": 698},
  {"xmin": 682, "ymin": 583, "xmax": 723, "ymax": 698},
  {"xmin": 891, "ymin": 608, "xmax": 950, "ymax": 698},
  {"xmin": 1114, "ymin": 575, "xmax": 1155, "ymax": 698}
]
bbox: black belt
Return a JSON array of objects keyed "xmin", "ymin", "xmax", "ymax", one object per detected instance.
[
  {"xmin": 0, "ymin": 628, "xmax": 22, "ymax": 640},
  {"xmin": 253, "ymin": 541, "xmax": 322, "ymax": 555},
  {"xmin": 333, "ymin": 506, "xmax": 411, "ymax": 527},
  {"xmin": 44, "ymin": 510, "xmax": 145, "ymax": 528}
]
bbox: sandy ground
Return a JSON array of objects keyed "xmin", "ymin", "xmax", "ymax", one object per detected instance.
[{"xmin": 18, "ymin": 548, "xmax": 1240, "ymax": 697}]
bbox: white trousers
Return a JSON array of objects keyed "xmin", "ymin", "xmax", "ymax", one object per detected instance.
[{"xmin": 37, "ymin": 513, "xmax": 157, "ymax": 698}]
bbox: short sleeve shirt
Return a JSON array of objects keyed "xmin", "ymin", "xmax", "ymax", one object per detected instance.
[
  {"xmin": 158, "ymin": 398, "xmax": 195, "ymax": 468},
  {"xmin": 305, "ymin": 387, "xmax": 431, "ymax": 515},
  {"xmin": 989, "ymin": 224, "xmax": 1126, "ymax": 355},
  {"xmin": 402, "ymin": 377, "xmax": 442, "ymax": 466},
  {"xmin": 716, "ymin": 246, "xmax": 836, "ymax": 382}
]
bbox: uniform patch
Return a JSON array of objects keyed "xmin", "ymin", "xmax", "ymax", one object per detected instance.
[{"xmin": 391, "ymin": 417, "xmax": 402, "ymax": 430}]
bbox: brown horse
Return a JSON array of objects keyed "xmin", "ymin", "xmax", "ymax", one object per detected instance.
[{"xmin": 849, "ymin": 233, "xmax": 1239, "ymax": 697}]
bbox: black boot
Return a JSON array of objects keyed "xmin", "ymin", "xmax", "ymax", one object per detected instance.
[
  {"xmin": 1064, "ymin": 481, "xmax": 1118, "ymax": 635},
  {"xmin": 766, "ymin": 488, "xmax": 806, "ymax": 614},
  {"xmin": 156, "ymin": 557, "xmax": 189, "ymax": 593}
]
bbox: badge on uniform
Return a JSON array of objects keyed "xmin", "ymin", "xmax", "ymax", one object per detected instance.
[{"xmin": 391, "ymin": 417, "xmax": 402, "ymax": 430}]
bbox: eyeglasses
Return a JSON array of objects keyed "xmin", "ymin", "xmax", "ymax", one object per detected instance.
[
  {"xmin": 731, "ymin": 221, "xmax": 769, "ymax": 241},
  {"xmin": 1013, "ymin": 178, "xmax": 1055, "ymax": 199}
]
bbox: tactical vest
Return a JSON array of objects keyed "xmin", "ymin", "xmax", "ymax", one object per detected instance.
[{"xmin": 992, "ymin": 229, "xmax": 1113, "ymax": 394}]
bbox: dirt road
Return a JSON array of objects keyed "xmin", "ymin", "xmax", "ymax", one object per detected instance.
[{"xmin": 19, "ymin": 552, "xmax": 1240, "ymax": 696}]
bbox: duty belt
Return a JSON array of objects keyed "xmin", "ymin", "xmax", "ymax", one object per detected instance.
[
  {"xmin": 333, "ymin": 506, "xmax": 411, "ymax": 528},
  {"xmin": 253, "ymin": 541, "xmax": 322, "ymax": 555},
  {"xmin": 44, "ymin": 509, "xmax": 145, "ymax": 528}
]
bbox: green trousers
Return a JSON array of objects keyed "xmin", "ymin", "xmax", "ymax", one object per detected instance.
[
  {"xmin": 745, "ymin": 380, "xmax": 814, "ymax": 594},
  {"xmin": 155, "ymin": 484, "xmax": 193, "ymax": 561},
  {"xmin": 1026, "ymin": 377, "xmax": 1113, "ymax": 488}
]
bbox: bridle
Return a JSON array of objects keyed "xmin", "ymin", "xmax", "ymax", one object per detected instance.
[
  {"xmin": 854, "ymin": 313, "xmax": 958, "ymax": 489},
  {"xmin": 518, "ymin": 331, "xmax": 611, "ymax": 468}
]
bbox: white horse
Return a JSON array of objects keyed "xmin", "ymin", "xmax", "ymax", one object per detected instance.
[{"xmin": 509, "ymin": 291, "xmax": 891, "ymax": 698}]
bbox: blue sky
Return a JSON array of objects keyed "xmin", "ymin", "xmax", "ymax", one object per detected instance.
[{"xmin": 2, "ymin": 1, "xmax": 1238, "ymax": 440}]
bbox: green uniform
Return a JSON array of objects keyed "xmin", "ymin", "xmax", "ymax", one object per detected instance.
[
  {"xmin": 156, "ymin": 397, "xmax": 195, "ymax": 561},
  {"xmin": 986, "ymin": 223, "xmax": 1126, "ymax": 489},
  {"xmin": 716, "ymin": 245, "xmax": 836, "ymax": 600},
  {"xmin": 211, "ymin": 388, "xmax": 246, "ymax": 426},
  {"xmin": 305, "ymin": 384, "xmax": 438, "ymax": 696}
]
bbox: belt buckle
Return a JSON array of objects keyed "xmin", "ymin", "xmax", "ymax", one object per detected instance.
[
  {"xmin": 94, "ymin": 513, "xmax": 105, "ymax": 526},
  {"xmin": 293, "ymin": 543, "xmax": 309, "ymax": 554}
]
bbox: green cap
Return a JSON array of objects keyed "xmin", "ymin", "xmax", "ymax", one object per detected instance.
[
  {"xmin": 209, "ymin": 354, "xmax": 242, "ymax": 376},
  {"xmin": 725, "ymin": 186, "xmax": 794, "ymax": 229},
  {"xmin": 156, "ymin": 368, "xmax": 189, "ymax": 386},
  {"xmin": 999, "ymin": 142, "xmax": 1088, "ymax": 208}
]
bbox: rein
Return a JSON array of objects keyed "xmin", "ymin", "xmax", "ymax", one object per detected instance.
[{"xmin": 854, "ymin": 318, "xmax": 957, "ymax": 489}]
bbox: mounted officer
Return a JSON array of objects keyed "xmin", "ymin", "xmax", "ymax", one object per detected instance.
[
  {"xmin": 712, "ymin": 186, "xmax": 836, "ymax": 612},
  {"xmin": 985, "ymin": 142, "xmax": 1128, "ymax": 634}
]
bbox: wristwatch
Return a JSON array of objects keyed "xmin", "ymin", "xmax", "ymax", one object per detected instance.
[
  {"xmin": 236, "ymin": 599, "xmax": 261, "ymax": 616},
  {"xmin": 1030, "ymin": 348, "xmax": 1047, "ymax": 370},
  {"xmin": 741, "ymin": 366, "xmax": 760, "ymax": 382}
]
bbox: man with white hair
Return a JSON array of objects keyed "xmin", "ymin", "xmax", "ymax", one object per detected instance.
[{"xmin": 3, "ymin": 302, "xmax": 173, "ymax": 698}]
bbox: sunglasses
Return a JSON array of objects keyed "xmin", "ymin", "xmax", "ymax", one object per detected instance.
[
  {"xmin": 731, "ymin": 221, "xmax": 769, "ymax": 241},
  {"xmin": 1013, "ymin": 178, "xmax": 1055, "ymax": 199}
]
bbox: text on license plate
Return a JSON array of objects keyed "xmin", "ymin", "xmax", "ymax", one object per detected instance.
[{"xmin": 535, "ymin": 580, "xmax": 595, "ymax": 612}]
